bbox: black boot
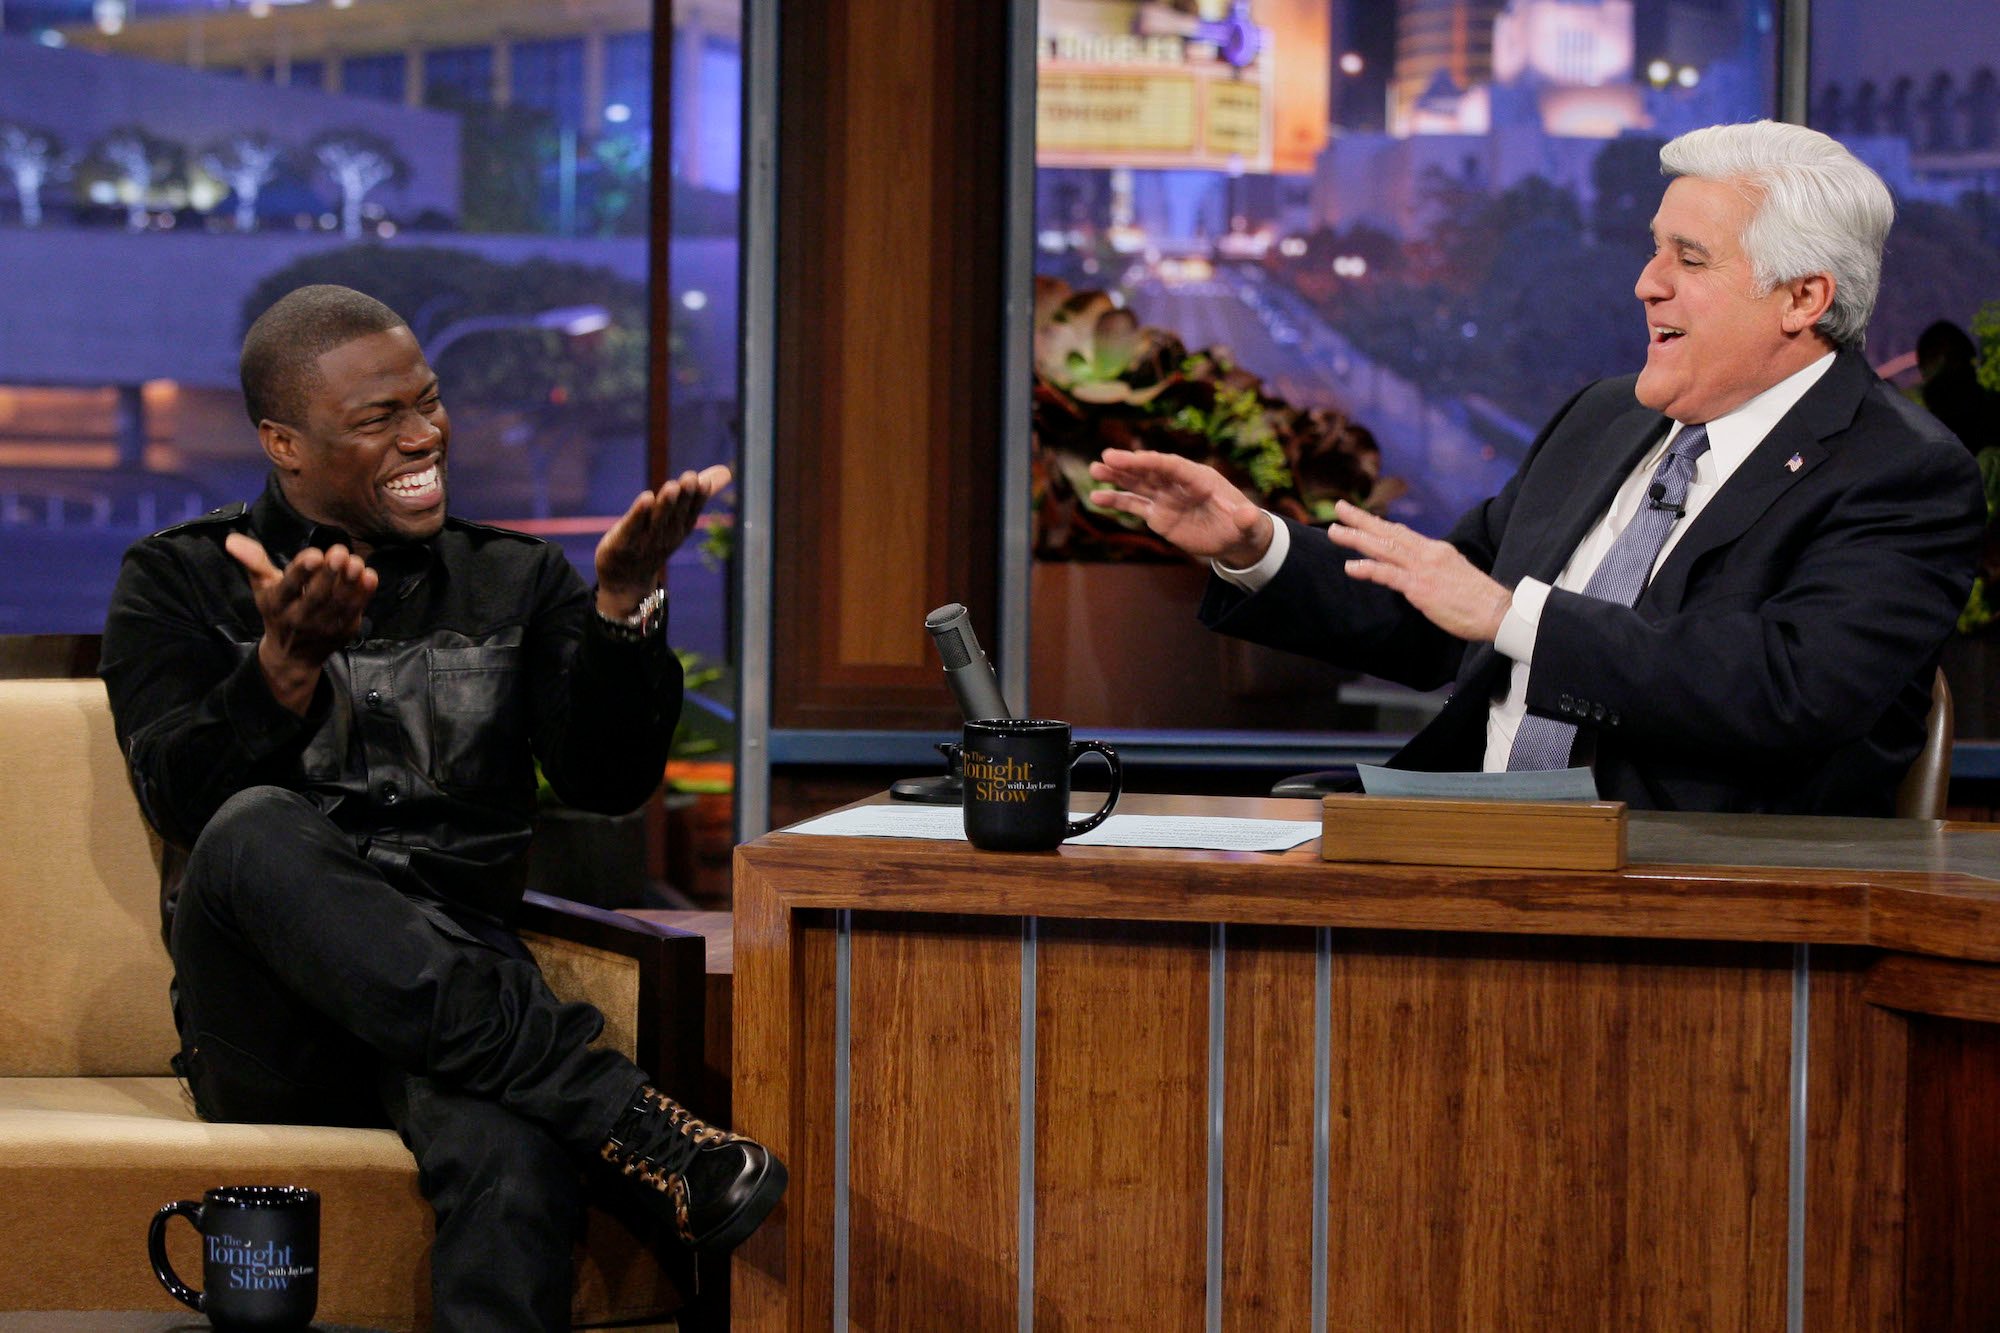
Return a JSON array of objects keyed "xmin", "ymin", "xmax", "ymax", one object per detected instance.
[{"xmin": 600, "ymin": 1085, "xmax": 788, "ymax": 1252}]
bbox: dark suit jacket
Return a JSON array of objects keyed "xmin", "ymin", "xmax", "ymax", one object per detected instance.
[{"xmin": 1200, "ymin": 348, "xmax": 1986, "ymax": 814}]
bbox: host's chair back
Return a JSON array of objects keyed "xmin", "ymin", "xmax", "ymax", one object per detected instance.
[{"xmin": 1893, "ymin": 668, "xmax": 1954, "ymax": 821}]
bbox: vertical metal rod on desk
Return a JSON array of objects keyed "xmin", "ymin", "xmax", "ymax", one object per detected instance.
[
  {"xmin": 1312, "ymin": 926, "xmax": 1332, "ymax": 1330},
  {"xmin": 1206, "ymin": 924, "xmax": 1227, "ymax": 1333},
  {"xmin": 1019, "ymin": 916, "xmax": 1039, "ymax": 1332},
  {"xmin": 833, "ymin": 909, "xmax": 852, "ymax": 1329},
  {"xmin": 1786, "ymin": 943, "xmax": 1809, "ymax": 1333}
]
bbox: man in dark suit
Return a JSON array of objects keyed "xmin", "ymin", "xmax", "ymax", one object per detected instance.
[{"xmin": 1088, "ymin": 121, "xmax": 1985, "ymax": 815}]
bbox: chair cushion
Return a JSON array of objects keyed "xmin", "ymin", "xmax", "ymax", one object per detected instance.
[{"xmin": 0, "ymin": 1076, "xmax": 432, "ymax": 1327}]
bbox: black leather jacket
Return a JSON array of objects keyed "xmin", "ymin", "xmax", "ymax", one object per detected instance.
[{"xmin": 101, "ymin": 477, "xmax": 681, "ymax": 935}]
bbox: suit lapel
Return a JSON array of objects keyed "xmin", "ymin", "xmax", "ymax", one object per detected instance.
[{"xmin": 1643, "ymin": 350, "xmax": 1867, "ymax": 610}]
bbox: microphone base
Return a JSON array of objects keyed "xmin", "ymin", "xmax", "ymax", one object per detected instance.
[{"xmin": 888, "ymin": 773, "xmax": 964, "ymax": 804}]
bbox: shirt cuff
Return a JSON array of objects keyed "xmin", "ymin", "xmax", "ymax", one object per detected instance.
[
  {"xmin": 1495, "ymin": 576, "xmax": 1550, "ymax": 664},
  {"xmin": 1211, "ymin": 514, "xmax": 1289, "ymax": 592}
]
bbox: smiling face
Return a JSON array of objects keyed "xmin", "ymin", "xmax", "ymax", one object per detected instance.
[
  {"xmin": 1633, "ymin": 175, "xmax": 1832, "ymax": 424},
  {"xmin": 261, "ymin": 326, "xmax": 449, "ymax": 552}
]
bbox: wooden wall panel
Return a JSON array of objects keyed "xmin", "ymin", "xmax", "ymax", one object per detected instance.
[
  {"xmin": 848, "ymin": 913, "xmax": 1022, "ymax": 1331},
  {"xmin": 1221, "ymin": 925, "xmax": 1317, "ymax": 1331},
  {"xmin": 1805, "ymin": 948, "xmax": 1909, "ymax": 1330},
  {"xmin": 1033, "ymin": 920, "xmax": 1209, "ymax": 1330},
  {"xmin": 1324, "ymin": 932, "xmax": 1793, "ymax": 1330},
  {"xmin": 773, "ymin": 0, "xmax": 1007, "ymax": 729}
]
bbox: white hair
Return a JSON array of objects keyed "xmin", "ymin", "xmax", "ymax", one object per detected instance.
[{"xmin": 1658, "ymin": 120, "xmax": 1893, "ymax": 349}]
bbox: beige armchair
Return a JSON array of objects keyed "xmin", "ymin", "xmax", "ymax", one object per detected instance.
[{"xmin": 0, "ymin": 678, "xmax": 707, "ymax": 1329}]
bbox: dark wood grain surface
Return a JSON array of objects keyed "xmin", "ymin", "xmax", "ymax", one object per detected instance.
[
  {"xmin": 746, "ymin": 794, "xmax": 2000, "ymax": 963},
  {"xmin": 1032, "ymin": 920, "xmax": 1209, "ymax": 1331},
  {"xmin": 848, "ymin": 913, "xmax": 1022, "ymax": 1331},
  {"xmin": 729, "ymin": 794, "xmax": 2000, "ymax": 1330}
]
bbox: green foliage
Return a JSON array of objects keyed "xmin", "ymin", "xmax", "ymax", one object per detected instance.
[
  {"xmin": 1975, "ymin": 301, "xmax": 2000, "ymax": 395},
  {"xmin": 454, "ymin": 103, "xmax": 557, "ymax": 234},
  {"xmin": 1960, "ymin": 444, "xmax": 2000, "ymax": 635},
  {"xmin": 588, "ymin": 132, "xmax": 652, "ymax": 237},
  {"xmin": 669, "ymin": 650, "xmax": 728, "ymax": 762},
  {"xmin": 1032, "ymin": 276, "xmax": 1397, "ymax": 561}
]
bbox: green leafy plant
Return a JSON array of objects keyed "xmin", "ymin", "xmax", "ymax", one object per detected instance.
[
  {"xmin": 1959, "ymin": 444, "xmax": 2000, "ymax": 635},
  {"xmin": 1958, "ymin": 302, "xmax": 2000, "ymax": 636},
  {"xmin": 1032, "ymin": 275, "xmax": 1402, "ymax": 561}
]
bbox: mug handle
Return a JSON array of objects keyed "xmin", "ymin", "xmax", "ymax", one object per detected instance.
[
  {"xmin": 1064, "ymin": 741, "xmax": 1122, "ymax": 839},
  {"xmin": 148, "ymin": 1200, "xmax": 206, "ymax": 1314}
]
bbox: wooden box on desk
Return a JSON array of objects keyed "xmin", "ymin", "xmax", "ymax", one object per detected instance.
[{"xmin": 1320, "ymin": 793, "xmax": 1628, "ymax": 870}]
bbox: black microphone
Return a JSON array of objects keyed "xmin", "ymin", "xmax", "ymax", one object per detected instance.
[
  {"xmin": 1647, "ymin": 482, "xmax": 1685, "ymax": 517},
  {"xmin": 924, "ymin": 603, "xmax": 1012, "ymax": 721}
]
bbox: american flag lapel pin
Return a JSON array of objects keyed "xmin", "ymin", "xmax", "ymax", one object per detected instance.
[{"xmin": 1785, "ymin": 452, "xmax": 1803, "ymax": 473}]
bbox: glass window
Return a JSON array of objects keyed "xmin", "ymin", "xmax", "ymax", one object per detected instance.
[
  {"xmin": 1030, "ymin": 0, "xmax": 1777, "ymax": 734},
  {"xmin": 511, "ymin": 37, "xmax": 586, "ymax": 131},
  {"xmin": 1811, "ymin": 0, "xmax": 2000, "ymax": 387},
  {"xmin": 424, "ymin": 45, "xmax": 494, "ymax": 110},
  {"xmin": 0, "ymin": 0, "xmax": 746, "ymax": 900},
  {"xmin": 342, "ymin": 52, "xmax": 410, "ymax": 104},
  {"xmin": 605, "ymin": 31, "xmax": 654, "ymax": 129}
]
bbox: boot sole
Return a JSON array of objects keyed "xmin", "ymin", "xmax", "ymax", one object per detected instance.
[{"xmin": 690, "ymin": 1155, "xmax": 789, "ymax": 1254}]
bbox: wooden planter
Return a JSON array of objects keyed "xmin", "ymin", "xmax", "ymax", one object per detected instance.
[{"xmin": 1028, "ymin": 560, "xmax": 1355, "ymax": 731}]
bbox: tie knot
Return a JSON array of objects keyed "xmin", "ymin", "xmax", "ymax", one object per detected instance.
[{"xmin": 1669, "ymin": 422, "xmax": 1711, "ymax": 462}]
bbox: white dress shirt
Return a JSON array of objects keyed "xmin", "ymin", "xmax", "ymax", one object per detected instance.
[{"xmin": 1214, "ymin": 351, "xmax": 1837, "ymax": 770}]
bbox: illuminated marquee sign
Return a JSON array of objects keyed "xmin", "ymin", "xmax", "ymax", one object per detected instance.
[{"xmin": 1036, "ymin": 6, "xmax": 1274, "ymax": 173}]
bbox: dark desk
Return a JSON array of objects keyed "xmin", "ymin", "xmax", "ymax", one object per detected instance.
[{"xmin": 727, "ymin": 794, "xmax": 2000, "ymax": 1330}]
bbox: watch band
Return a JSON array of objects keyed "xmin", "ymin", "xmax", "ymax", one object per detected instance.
[{"xmin": 595, "ymin": 586, "xmax": 666, "ymax": 641}]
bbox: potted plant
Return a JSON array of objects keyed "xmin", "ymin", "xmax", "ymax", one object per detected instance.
[{"xmin": 1029, "ymin": 276, "xmax": 1403, "ymax": 729}]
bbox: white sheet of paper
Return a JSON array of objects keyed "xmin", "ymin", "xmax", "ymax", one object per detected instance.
[
  {"xmin": 1066, "ymin": 814, "xmax": 1321, "ymax": 851},
  {"xmin": 776, "ymin": 805, "xmax": 1319, "ymax": 852},
  {"xmin": 778, "ymin": 806, "xmax": 968, "ymax": 840}
]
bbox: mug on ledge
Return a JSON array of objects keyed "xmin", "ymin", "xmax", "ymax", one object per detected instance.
[
  {"xmin": 149, "ymin": 1184, "xmax": 319, "ymax": 1330},
  {"xmin": 961, "ymin": 718, "xmax": 1121, "ymax": 852}
]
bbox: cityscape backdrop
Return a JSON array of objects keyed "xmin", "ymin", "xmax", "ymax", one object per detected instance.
[{"xmin": 0, "ymin": 0, "xmax": 1995, "ymax": 737}]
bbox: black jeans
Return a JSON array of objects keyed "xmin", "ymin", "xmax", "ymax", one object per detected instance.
[{"xmin": 170, "ymin": 786, "xmax": 646, "ymax": 1331}]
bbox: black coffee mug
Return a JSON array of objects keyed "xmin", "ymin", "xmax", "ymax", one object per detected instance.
[
  {"xmin": 962, "ymin": 719, "xmax": 1122, "ymax": 851},
  {"xmin": 149, "ymin": 1185, "xmax": 319, "ymax": 1330}
]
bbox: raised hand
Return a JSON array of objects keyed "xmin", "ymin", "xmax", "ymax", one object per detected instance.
[
  {"xmin": 226, "ymin": 532, "xmax": 379, "ymax": 714},
  {"xmin": 1087, "ymin": 448, "xmax": 1274, "ymax": 567},
  {"xmin": 595, "ymin": 465, "xmax": 732, "ymax": 617},
  {"xmin": 1323, "ymin": 500, "xmax": 1511, "ymax": 643}
]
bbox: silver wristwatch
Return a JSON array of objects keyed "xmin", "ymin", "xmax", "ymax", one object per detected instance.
[{"xmin": 595, "ymin": 586, "xmax": 666, "ymax": 641}]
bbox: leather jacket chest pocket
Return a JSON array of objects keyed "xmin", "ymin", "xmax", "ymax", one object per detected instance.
[{"xmin": 425, "ymin": 645, "xmax": 530, "ymax": 791}]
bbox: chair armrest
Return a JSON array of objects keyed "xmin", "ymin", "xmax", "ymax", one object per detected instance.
[
  {"xmin": 517, "ymin": 890, "xmax": 707, "ymax": 1115},
  {"xmin": 1269, "ymin": 765, "xmax": 1362, "ymax": 798}
]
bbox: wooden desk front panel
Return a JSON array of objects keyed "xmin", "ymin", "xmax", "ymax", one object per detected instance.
[{"xmin": 737, "ymin": 908, "xmax": 1903, "ymax": 1329}]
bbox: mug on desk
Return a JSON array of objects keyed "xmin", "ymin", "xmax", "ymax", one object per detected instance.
[
  {"xmin": 961, "ymin": 719, "xmax": 1121, "ymax": 851},
  {"xmin": 149, "ymin": 1184, "xmax": 319, "ymax": 1329}
]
